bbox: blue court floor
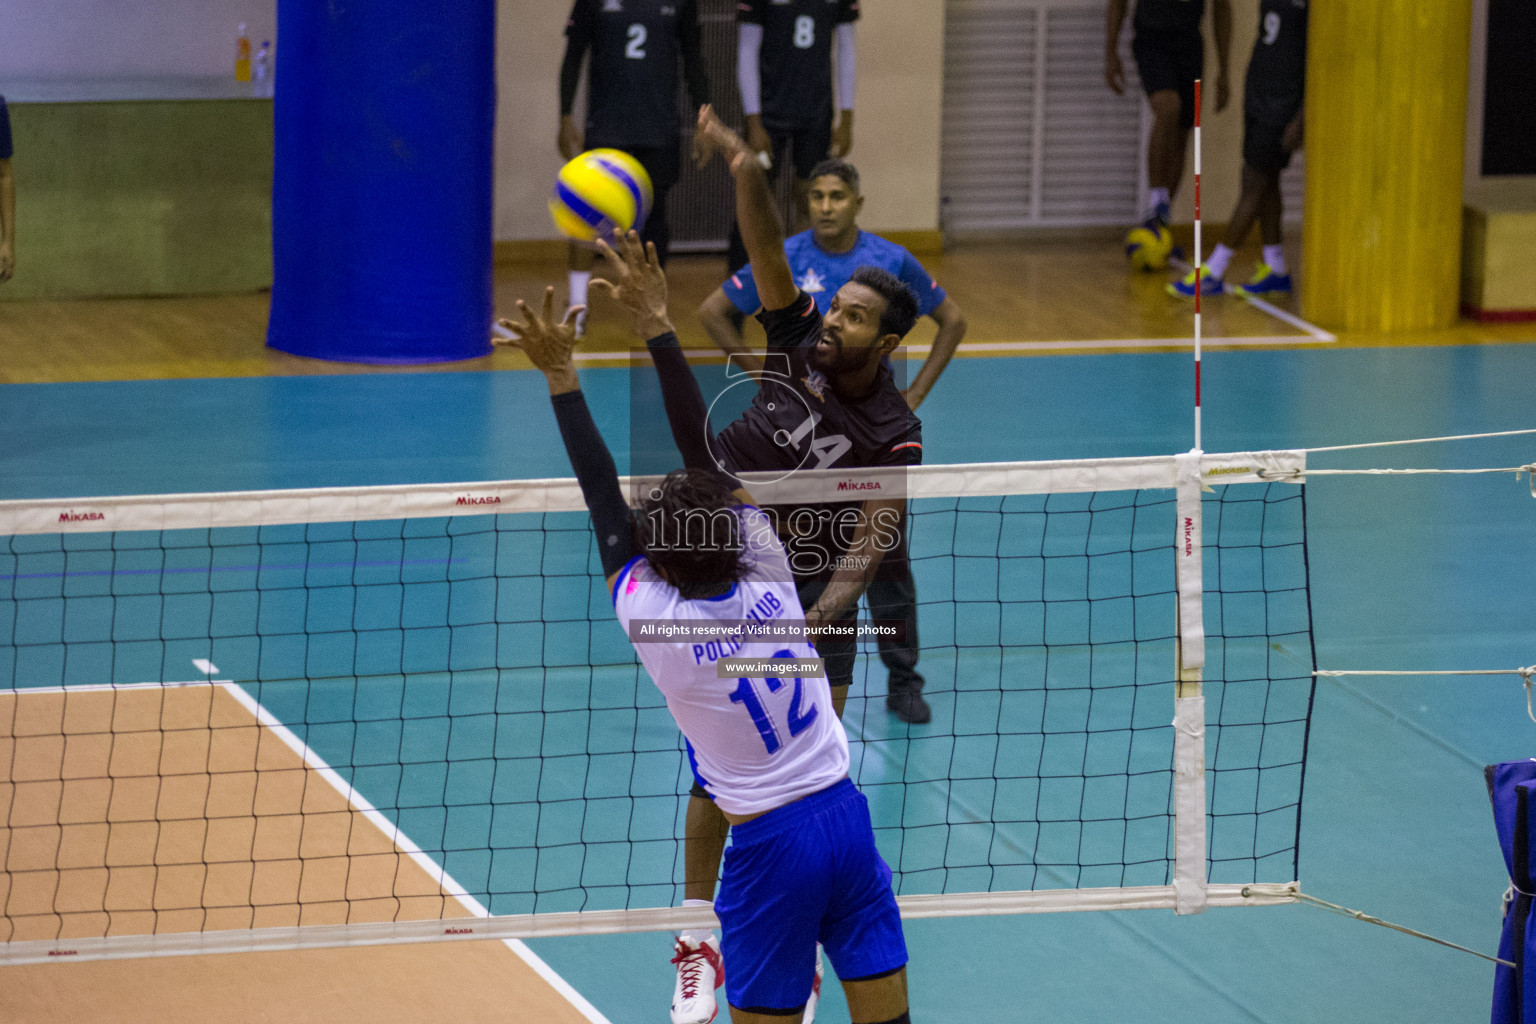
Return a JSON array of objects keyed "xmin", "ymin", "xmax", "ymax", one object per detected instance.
[{"xmin": 2, "ymin": 339, "xmax": 1534, "ymax": 1022}]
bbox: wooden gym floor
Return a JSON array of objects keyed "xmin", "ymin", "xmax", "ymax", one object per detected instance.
[{"xmin": 0, "ymin": 239, "xmax": 1530, "ymax": 386}]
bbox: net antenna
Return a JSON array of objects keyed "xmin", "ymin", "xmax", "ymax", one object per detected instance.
[{"xmin": 1192, "ymin": 77, "xmax": 1204, "ymax": 453}]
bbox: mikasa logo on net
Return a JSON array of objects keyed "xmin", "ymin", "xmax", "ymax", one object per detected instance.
[{"xmin": 58, "ymin": 511, "xmax": 105, "ymax": 523}]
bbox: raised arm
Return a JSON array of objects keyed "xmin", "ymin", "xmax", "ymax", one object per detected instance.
[
  {"xmin": 493, "ymin": 288, "xmax": 634, "ymax": 590},
  {"xmin": 695, "ymin": 105, "xmax": 798, "ymax": 312},
  {"xmin": 593, "ymin": 233, "xmax": 755, "ymax": 506}
]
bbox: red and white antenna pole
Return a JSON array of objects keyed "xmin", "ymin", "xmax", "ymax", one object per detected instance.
[{"xmin": 1192, "ymin": 78, "xmax": 1203, "ymax": 452}]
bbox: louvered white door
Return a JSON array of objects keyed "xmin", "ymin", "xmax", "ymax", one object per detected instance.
[
  {"xmin": 942, "ymin": 0, "xmax": 1146, "ymax": 234},
  {"xmin": 942, "ymin": 0, "xmax": 1307, "ymax": 233}
]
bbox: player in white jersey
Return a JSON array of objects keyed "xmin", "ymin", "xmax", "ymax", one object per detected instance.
[{"xmin": 494, "ymin": 234, "xmax": 914, "ymax": 1024}]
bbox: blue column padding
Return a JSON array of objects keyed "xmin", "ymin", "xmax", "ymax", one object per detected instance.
[
  {"xmin": 267, "ymin": 0, "xmax": 495, "ymax": 364},
  {"xmin": 1487, "ymin": 762, "xmax": 1536, "ymax": 1024}
]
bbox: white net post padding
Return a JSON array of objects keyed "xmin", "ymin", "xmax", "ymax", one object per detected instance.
[{"xmin": 1173, "ymin": 451, "xmax": 1209, "ymax": 915}]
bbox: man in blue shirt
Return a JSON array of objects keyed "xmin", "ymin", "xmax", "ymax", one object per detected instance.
[{"xmin": 699, "ymin": 159, "xmax": 968, "ymax": 725}]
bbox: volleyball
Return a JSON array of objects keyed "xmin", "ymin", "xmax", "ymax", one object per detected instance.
[
  {"xmin": 1124, "ymin": 223, "xmax": 1175, "ymax": 271},
  {"xmin": 548, "ymin": 148, "xmax": 654, "ymax": 243}
]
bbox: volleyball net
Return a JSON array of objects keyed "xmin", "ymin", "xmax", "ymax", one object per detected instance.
[{"xmin": 0, "ymin": 449, "xmax": 1316, "ymax": 964}]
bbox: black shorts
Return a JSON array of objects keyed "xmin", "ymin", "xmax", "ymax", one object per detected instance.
[
  {"xmin": 585, "ymin": 138, "xmax": 681, "ymax": 197},
  {"xmin": 1242, "ymin": 110, "xmax": 1295, "ymax": 175},
  {"xmin": 1132, "ymin": 30, "xmax": 1204, "ymax": 130},
  {"xmin": 763, "ymin": 116, "xmax": 834, "ymax": 181}
]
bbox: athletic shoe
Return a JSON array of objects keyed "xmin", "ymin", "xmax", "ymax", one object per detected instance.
[
  {"xmin": 1166, "ymin": 266, "xmax": 1224, "ymax": 299},
  {"xmin": 887, "ymin": 687, "xmax": 931, "ymax": 724},
  {"xmin": 803, "ymin": 948, "xmax": 825, "ymax": 1024},
  {"xmin": 1231, "ymin": 264, "xmax": 1293, "ymax": 297},
  {"xmin": 671, "ymin": 935, "xmax": 724, "ymax": 1024}
]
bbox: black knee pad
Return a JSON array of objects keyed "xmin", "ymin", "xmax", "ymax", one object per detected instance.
[{"xmin": 864, "ymin": 1013, "xmax": 910, "ymax": 1024}]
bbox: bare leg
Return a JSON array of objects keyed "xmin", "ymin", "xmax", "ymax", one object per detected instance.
[
  {"xmin": 725, "ymin": 965, "xmax": 907, "ymax": 1024},
  {"xmin": 1257, "ymin": 173, "xmax": 1284, "ymax": 246},
  {"xmin": 1223, "ymin": 164, "xmax": 1277, "ymax": 251},
  {"xmin": 842, "ymin": 967, "xmax": 910, "ymax": 1023},
  {"xmin": 1146, "ymin": 90, "xmax": 1188, "ymax": 203},
  {"xmin": 684, "ymin": 794, "xmax": 730, "ymax": 903}
]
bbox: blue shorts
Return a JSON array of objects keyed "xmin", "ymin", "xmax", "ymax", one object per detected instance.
[{"xmin": 715, "ymin": 778, "xmax": 908, "ymax": 1013}]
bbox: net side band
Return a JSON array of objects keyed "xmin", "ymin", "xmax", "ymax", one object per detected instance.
[{"xmin": 0, "ymin": 450, "xmax": 1307, "ymax": 537}]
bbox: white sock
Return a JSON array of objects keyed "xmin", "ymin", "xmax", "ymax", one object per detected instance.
[
  {"xmin": 1205, "ymin": 243, "xmax": 1234, "ymax": 281},
  {"xmin": 567, "ymin": 269, "xmax": 591, "ymax": 310},
  {"xmin": 679, "ymin": 899, "xmax": 714, "ymax": 947},
  {"xmin": 1262, "ymin": 245, "xmax": 1288, "ymax": 275},
  {"xmin": 1147, "ymin": 187, "xmax": 1170, "ymax": 218}
]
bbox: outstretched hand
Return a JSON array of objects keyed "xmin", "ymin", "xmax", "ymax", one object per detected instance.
[
  {"xmin": 694, "ymin": 104, "xmax": 754, "ymax": 172},
  {"xmin": 494, "ymin": 286, "xmax": 582, "ymax": 392},
  {"xmin": 592, "ymin": 231, "xmax": 674, "ymax": 340}
]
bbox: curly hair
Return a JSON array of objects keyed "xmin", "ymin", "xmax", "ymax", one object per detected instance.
[
  {"xmin": 849, "ymin": 265, "xmax": 919, "ymax": 341},
  {"xmin": 638, "ymin": 469, "xmax": 748, "ymax": 600}
]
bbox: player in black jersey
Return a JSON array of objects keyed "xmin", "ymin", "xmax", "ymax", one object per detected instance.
[
  {"xmin": 724, "ymin": 0, "xmax": 860, "ymax": 284},
  {"xmin": 559, "ymin": 0, "xmax": 709, "ymax": 332},
  {"xmin": 629, "ymin": 103, "xmax": 920, "ymax": 1024},
  {"xmin": 1169, "ymin": 0, "xmax": 1306, "ymax": 299},
  {"xmin": 1106, "ymin": 0, "xmax": 1232, "ymax": 236}
]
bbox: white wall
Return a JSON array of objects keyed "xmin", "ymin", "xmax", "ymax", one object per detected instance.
[
  {"xmin": 0, "ymin": 0, "xmax": 943, "ymax": 240},
  {"xmin": 493, "ymin": 0, "xmax": 946, "ymax": 241},
  {"xmin": 0, "ymin": 0, "xmax": 277, "ymax": 80}
]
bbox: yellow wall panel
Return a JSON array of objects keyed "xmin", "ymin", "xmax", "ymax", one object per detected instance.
[{"xmin": 1301, "ymin": 0, "xmax": 1473, "ymax": 333}]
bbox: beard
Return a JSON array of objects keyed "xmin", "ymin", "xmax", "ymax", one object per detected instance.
[{"xmin": 808, "ymin": 327, "xmax": 867, "ymax": 374}]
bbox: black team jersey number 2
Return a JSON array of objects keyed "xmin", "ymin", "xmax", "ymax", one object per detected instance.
[{"xmin": 568, "ymin": 0, "xmax": 700, "ymax": 144}]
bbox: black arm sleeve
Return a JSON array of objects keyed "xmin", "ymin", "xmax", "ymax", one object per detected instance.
[
  {"xmin": 559, "ymin": 0, "xmax": 593, "ymax": 118},
  {"xmin": 550, "ymin": 389, "xmax": 636, "ymax": 577},
  {"xmin": 643, "ymin": 331, "xmax": 734, "ymax": 481},
  {"xmin": 679, "ymin": 0, "xmax": 711, "ymax": 111}
]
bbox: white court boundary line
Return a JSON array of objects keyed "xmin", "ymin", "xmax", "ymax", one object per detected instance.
[{"xmin": 0, "ymin": 681, "xmax": 612, "ymax": 1022}]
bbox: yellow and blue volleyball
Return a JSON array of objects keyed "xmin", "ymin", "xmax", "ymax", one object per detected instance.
[
  {"xmin": 549, "ymin": 148, "xmax": 653, "ymax": 243},
  {"xmin": 1125, "ymin": 222, "xmax": 1175, "ymax": 271}
]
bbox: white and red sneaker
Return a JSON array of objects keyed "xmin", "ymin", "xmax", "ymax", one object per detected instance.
[
  {"xmin": 803, "ymin": 947, "xmax": 825, "ymax": 1024},
  {"xmin": 670, "ymin": 934, "xmax": 724, "ymax": 1024}
]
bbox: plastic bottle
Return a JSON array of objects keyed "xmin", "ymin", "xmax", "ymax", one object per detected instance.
[
  {"xmin": 235, "ymin": 24, "xmax": 252, "ymax": 82},
  {"xmin": 254, "ymin": 41, "xmax": 270, "ymax": 97}
]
